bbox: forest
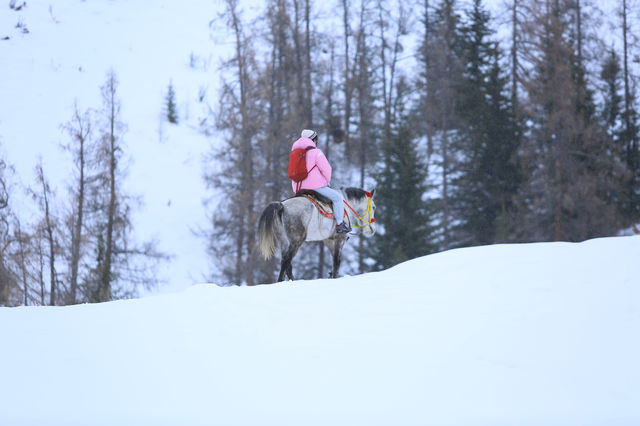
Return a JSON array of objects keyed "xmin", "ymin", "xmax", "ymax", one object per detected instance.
[
  {"xmin": 1, "ymin": 0, "xmax": 639, "ymax": 303},
  {"xmin": 204, "ymin": 0, "xmax": 640, "ymax": 285}
]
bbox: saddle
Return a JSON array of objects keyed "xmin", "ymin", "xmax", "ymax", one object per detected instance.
[{"xmin": 295, "ymin": 190, "xmax": 336, "ymax": 219}]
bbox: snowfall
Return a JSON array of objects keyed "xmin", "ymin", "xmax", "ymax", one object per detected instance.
[{"xmin": 1, "ymin": 1, "xmax": 639, "ymax": 425}]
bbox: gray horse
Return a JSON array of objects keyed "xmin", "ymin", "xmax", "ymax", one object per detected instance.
[{"xmin": 258, "ymin": 187, "xmax": 377, "ymax": 281}]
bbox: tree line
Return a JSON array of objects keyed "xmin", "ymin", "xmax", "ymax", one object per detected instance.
[
  {"xmin": 2, "ymin": 0, "xmax": 637, "ymax": 298},
  {"xmin": 0, "ymin": 71, "xmax": 164, "ymax": 306},
  {"xmin": 205, "ymin": 0, "xmax": 640, "ymax": 284}
]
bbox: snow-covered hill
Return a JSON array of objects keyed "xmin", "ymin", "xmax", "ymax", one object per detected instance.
[{"xmin": 1, "ymin": 236, "xmax": 638, "ymax": 425}]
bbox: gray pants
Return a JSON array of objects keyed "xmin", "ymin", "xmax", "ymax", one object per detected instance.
[{"xmin": 314, "ymin": 186, "xmax": 345, "ymax": 224}]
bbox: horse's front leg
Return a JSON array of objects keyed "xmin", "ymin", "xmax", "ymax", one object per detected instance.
[{"xmin": 325, "ymin": 236, "xmax": 347, "ymax": 278}]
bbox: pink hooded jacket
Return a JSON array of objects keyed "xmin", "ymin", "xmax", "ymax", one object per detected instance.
[{"xmin": 290, "ymin": 137, "xmax": 332, "ymax": 192}]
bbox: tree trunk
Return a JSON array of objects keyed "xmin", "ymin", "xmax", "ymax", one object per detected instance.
[
  {"xmin": 229, "ymin": 0, "xmax": 255, "ymax": 284},
  {"xmin": 38, "ymin": 239, "xmax": 45, "ymax": 306},
  {"xmin": 511, "ymin": 0, "xmax": 518, "ymax": 118},
  {"xmin": 16, "ymin": 222, "xmax": 29, "ymax": 306},
  {"xmin": 69, "ymin": 107, "xmax": 88, "ymax": 305},
  {"xmin": 622, "ymin": 0, "xmax": 632, "ymax": 164},
  {"xmin": 342, "ymin": 0, "xmax": 352, "ymax": 158},
  {"xmin": 100, "ymin": 74, "xmax": 118, "ymax": 302},
  {"xmin": 441, "ymin": 126, "xmax": 450, "ymax": 249},
  {"xmin": 36, "ymin": 163, "xmax": 57, "ymax": 306},
  {"xmin": 305, "ymin": 0, "xmax": 312, "ymax": 125}
]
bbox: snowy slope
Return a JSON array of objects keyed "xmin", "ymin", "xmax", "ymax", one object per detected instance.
[
  {"xmin": 1, "ymin": 0, "xmax": 223, "ymax": 292},
  {"xmin": 1, "ymin": 236, "xmax": 638, "ymax": 425}
]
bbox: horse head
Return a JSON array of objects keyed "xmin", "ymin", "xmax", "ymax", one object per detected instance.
[{"xmin": 343, "ymin": 187, "xmax": 377, "ymax": 237}]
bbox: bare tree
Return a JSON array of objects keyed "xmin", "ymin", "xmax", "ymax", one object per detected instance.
[
  {"xmin": 515, "ymin": 0, "xmax": 623, "ymax": 241},
  {"xmin": 0, "ymin": 156, "xmax": 18, "ymax": 305},
  {"xmin": 341, "ymin": 0, "xmax": 355, "ymax": 160},
  {"xmin": 13, "ymin": 219, "xmax": 34, "ymax": 306},
  {"xmin": 32, "ymin": 160, "xmax": 59, "ymax": 306},
  {"xmin": 61, "ymin": 103, "xmax": 93, "ymax": 305},
  {"xmin": 619, "ymin": 0, "xmax": 640, "ymax": 221},
  {"xmin": 96, "ymin": 71, "xmax": 121, "ymax": 301},
  {"xmin": 84, "ymin": 70, "xmax": 166, "ymax": 301},
  {"xmin": 204, "ymin": 0, "xmax": 267, "ymax": 284},
  {"xmin": 422, "ymin": 0, "xmax": 464, "ymax": 249}
]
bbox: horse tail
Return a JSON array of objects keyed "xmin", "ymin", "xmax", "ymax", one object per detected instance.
[{"xmin": 258, "ymin": 202, "xmax": 284, "ymax": 259}]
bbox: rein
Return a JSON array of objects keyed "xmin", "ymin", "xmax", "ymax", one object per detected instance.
[
  {"xmin": 301, "ymin": 191, "xmax": 376, "ymax": 232},
  {"xmin": 301, "ymin": 195, "xmax": 346, "ymax": 220}
]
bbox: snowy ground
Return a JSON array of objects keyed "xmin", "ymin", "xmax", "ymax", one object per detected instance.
[{"xmin": 1, "ymin": 236, "xmax": 639, "ymax": 425}]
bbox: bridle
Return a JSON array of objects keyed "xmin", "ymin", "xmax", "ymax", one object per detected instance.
[{"xmin": 344, "ymin": 191, "xmax": 376, "ymax": 232}]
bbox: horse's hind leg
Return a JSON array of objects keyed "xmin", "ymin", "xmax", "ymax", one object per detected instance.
[
  {"xmin": 277, "ymin": 247, "xmax": 291, "ymax": 282},
  {"xmin": 278, "ymin": 239, "xmax": 304, "ymax": 282},
  {"xmin": 285, "ymin": 240, "xmax": 304, "ymax": 280}
]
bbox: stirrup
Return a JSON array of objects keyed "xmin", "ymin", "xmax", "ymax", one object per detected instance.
[{"xmin": 336, "ymin": 222, "xmax": 351, "ymax": 234}]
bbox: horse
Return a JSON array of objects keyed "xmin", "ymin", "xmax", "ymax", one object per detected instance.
[{"xmin": 257, "ymin": 187, "xmax": 377, "ymax": 282}]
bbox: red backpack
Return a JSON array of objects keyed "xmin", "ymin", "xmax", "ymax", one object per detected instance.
[{"xmin": 288, "ymin": 146, "xmax": 316, "ymax": 193}]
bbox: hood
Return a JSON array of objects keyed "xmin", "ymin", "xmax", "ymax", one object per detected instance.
[{"xmin": 291, "ymin": 137, "xmax": 316, "ymax": 150}]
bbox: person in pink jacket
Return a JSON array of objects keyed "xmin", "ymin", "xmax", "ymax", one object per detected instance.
[{"xmin": 291, "ymin": 129, "xmax": 351, "ymax": 233}]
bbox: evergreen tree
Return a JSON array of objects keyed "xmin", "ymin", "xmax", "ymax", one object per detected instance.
[
  {"xmin": 599, "ymin": 48, "xmax": 630, "ymax": 216},
  {"xmin": 452, "ymin": 0, "xmax": 521, "ymax": 246},
  {"xmin": 165, "ymin": 80, "xmax": 178, "ymax": 124},
  {"xmin": 600, "ymin": 49, "xmax": 623, "ymax": 138},
  {"xmin": 370, "ymin": 80, "xmax": 436, "ymax": 270}
]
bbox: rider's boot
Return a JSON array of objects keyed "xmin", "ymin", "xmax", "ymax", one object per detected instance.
[{"xmin": 335, "ymin": 221, "xmax": 352, "ymax": 234}]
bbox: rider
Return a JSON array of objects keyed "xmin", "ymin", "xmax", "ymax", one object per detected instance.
[{"xmin": 291, "ymin": 129, "xmax": 351, "ymax": 234}]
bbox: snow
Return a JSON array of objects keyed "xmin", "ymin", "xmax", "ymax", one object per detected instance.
[
  {"xmin": 1, "ymin": 4, "xmax": 640, "ymax": 423},
  {"xmin": 1, "ymin": 236, "xmax": 639, "ymax": 425},
  {"xmin": 1, "ymin": 0, "xmax": 223, "ymax": 291}
]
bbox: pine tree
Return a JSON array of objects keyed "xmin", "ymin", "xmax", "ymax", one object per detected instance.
[
  {"xmin": 599, "ymin": 48, "xmax": 630, "ymax": 215},
  {"xmin": 452, "ymin": 0, "xmax": 521, "ymax": 246},
  {"xmin": 370, "ymin": 80, "xmax": 436, "ymax": 270},
  {"xmin": 600, "ymin": 49, "xmax": 623, "ymax": 138},
  {"xmin": 165, "ymin": 80, "xmax": 178, "ymax": 124}
]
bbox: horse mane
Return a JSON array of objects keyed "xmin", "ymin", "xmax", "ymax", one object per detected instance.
[{"xmin": 343, "ymin": 187, "xmax": 367, "ymax": 202}]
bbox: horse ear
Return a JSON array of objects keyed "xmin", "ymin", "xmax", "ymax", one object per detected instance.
[{"xmin": 369, "ymin": 188, "xmax": 375, "ymax": 198}]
